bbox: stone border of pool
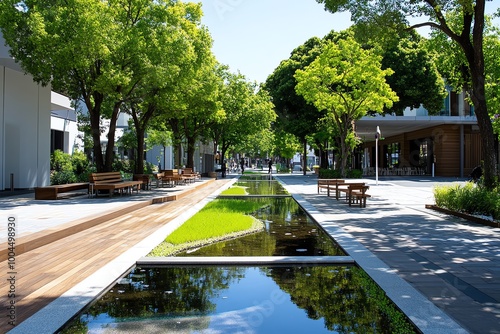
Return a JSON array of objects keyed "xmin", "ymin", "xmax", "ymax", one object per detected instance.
[
  {"xmin": 289, "ymin": 192, "xmax": 467, "ymax": 334},
  {"xmin": 137, "ymin": 255, "xmax": 355, "ymax": 266}
]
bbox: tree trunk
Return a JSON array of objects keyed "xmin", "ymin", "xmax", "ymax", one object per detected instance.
[
  {"xmin": 186, "ymin": 136, "xmax": 196, "ymax": 168},
  {"xmin": 87, "ymin": 93, "xmax": 105, "ymax": 172},
  {"xmin": 459, "ymin": 2, "xmax": 498, "ymax": 189},
  {"xmin": 104, "ymin": 102, "xmax": 121, "ymax": 172},
  {"xmin": 135, "ymin": 127, "xmax": 146, "ymax": 174},
  {"xmin": 89, "ymin": 107, "xmax": 104, "ymax": 172}
]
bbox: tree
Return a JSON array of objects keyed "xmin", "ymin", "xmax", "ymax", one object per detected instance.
[
  {"xmin": 264, "ymin": 37, "xmax": 327, "ymax": 175},
  {"xmin": 273, "ymin": 131, "xmax": 302, "ymax": 171},
  {"xmin": 210, "ymin": 70, "xmax": 276, "ymax": 171},
  {"xmin": 0, "ymin": 0, "xmax": 203, "ymax": 173},
  {"xmin": 380, "ymin": 34, "xmax": 447, "ymax": 115},
  {"xmin": 316, "ymin": 0, "xmax": 497, "ymax": 188},
  {"xmin": 295, "ymin": 36, "xmax": 398, "ymax": 177}
]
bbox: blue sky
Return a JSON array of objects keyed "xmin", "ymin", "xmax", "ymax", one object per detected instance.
[
  {"xmin": 198, "ymin": 0, "xmax": 352, "ymax": 84},
  {"xmin": 198, "ymin": 1, "xmax": 499, "ymax": 85}
]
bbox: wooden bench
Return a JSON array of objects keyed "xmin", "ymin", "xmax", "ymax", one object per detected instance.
[
  {"xmin": 182, "ymin": 167, "xmax": 200, "ymax": 180},
  {"xmin": 133, "ymin": 174, "xmax": 153, "ymax": 190},
  {"xmin": 336, "ymin": 183, "xmax": 371, "ymax": 207},
  {"xmin": 162, "ymin": 169, "xmax": 195, "ymax": 185},
  {"xmin": 347, "ymin": 185, "xmax": 371, "ymax": 207},
  {"xmin": 318, "ymin": 179, "xmax": 345, "ymax": 196},
  {"xmin": 153, "ymin": 172, "xmax": 175, "ymax": 188},
  {"xmin": 35, "ymin": 183, "xmax": 89, "ymax": 200},
  {"xmin": 89, "ymin": 172, "xmax": 143, "ymax": 197}
]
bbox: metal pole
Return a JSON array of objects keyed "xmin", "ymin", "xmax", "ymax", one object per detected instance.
[
  {"xmin": 10, "ymin": 173, "xmax": 14, "ymax": 191},
  {"xmin": 375, "ymin": 138, "xmax": 378, "ymax": 185},
  {"xmin": 375, "ymin": 126, "xmax": 381, "ymax": 186}
]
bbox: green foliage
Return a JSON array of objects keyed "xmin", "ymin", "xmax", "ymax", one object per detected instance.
[
  {"xmin": 295, "ymin": 35, "xmax": 398, "ymax": 177},
  {"xmin": 112, "ymin": 159, "xmax": 133, "ymax": 174},
  {"xmin": 277, "ymin": 166, "xmax": 291, "ymax": 173},
  {"xmin": 434, "ymin": 183, "xmax": 500, "ymax": 220},
  {"xmin": 50, "ymin": 150, "xmax": 94, "ymax": 184},
  {"xmin": 319, "ymin": 168, "xmax": 342, "ymax": 179},
  {"xmin": 50, "ymin": 170, "xmax": 77, "ymax": 185},
  {"xmin": 319, "ymin": 168, "xmax": 363, "ymax": 179},
  {"xmin": 51, "ymin": 150, "xmax": 73, "ymax": 172},
  {"xmin": 220, "ymin": 186, "xmax": 247, "ymax": 195}
]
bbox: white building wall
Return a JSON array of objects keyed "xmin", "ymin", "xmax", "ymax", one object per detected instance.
[
  {"xmin": 0, "ymin": 67, "xmax": 4, "ymax": 190},
  {"xmin": 2, "ymin": 67, "xmax": 51, "ymax": 189}
]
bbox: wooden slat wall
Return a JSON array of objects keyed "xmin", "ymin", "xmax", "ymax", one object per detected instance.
[
  {"xmin": 464, "ymin": 132, "xmax": 483, "ymax": 175},
  {"xmin": 433, "ymin": 125, "xmax": 460, "ymax": 177}
]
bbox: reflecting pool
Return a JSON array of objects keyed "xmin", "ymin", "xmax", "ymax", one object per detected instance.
[
  {"xmin": 59, "ymin": 176, "xmax": 418, "ymax": 333},
  {"xmin": 225, "ymin": 180, "xmax": 288, "ymax": 195},
  {"xmin": 178, "ymin": 197, "xmax": 345, "ymax": 257},
  {"xmin": 62, "ymin": 265, "xmax": 418, "ymax": 333}
]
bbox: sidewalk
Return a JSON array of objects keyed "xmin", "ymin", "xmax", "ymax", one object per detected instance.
[{"xmin": 277, "ymin": 174, "xmax": 500, "ymax": 334}]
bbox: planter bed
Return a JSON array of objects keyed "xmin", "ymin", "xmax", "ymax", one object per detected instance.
[{"xmin": 425, "ymin": 204, "xmax": 500, "ymax": 228}]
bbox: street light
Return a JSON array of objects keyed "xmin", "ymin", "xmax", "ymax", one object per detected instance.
[{"xmin": 375, "ymin": 126, "xmax": 381, "ymax": 185}]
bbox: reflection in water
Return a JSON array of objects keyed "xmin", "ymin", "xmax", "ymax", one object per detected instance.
[
  {"xmin": 178, "ymin": 197, "xmax": 345, "ymax": 257},
  {"xmin": 63, "ymin": 266, "xmax": 417, "ymax": 333},
  {"xmin": 229, "ymin": 180, "xmax": 289, "ymax": 195}
]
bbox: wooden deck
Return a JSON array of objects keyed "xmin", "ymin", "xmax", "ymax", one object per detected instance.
[{"xmin": 0, "ymin": 178, "xmax": 230, "ymax": 332}]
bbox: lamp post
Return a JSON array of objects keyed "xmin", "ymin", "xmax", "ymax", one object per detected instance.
[{"xmin": 375, "ymin": 126, "xmax": 381, "ymax": 185}]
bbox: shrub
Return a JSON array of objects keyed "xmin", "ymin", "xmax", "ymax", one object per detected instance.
[
  {"xmin": 347, "ymin": 169, "xmax": 363, "ymax": 178},
  {"xmin": 50, "ymin": 150, "xmax": 94, "ymax": 184},
  {"xmin": 319, "ymin": 169, "xmax": 341, "ymax": 179},
  {"xmin": 434, "ymin": 182, "xmax": 500, "ymax": 220},
  {"xmin": 51, "ymin": 170, "xmax": 77, "ymax": 185},
  {"xmin": 318, "ymin": 169, "xmax": 363, "ymax": 179},
  {"xmin": 51, "ymin": 150, "xmax": 72, "ymax": 172}
]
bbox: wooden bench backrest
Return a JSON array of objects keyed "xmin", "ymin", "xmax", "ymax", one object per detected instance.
[
  {"xmin": 90, "ymin": 172, "xmax": 122, "ymax": 184},
  {"xmin": 318, "ymin": 179, "xmax": 345, "ymax": 185},
  {"xmin": 162, "ymin": 169, "xmax": 179, "ymax": 177},
  {"xmin": 182, "ymin": 168, "xmax": 193, "ymax": 174},
  {"xmin": 346, "ymin": 183, "xmax": 366, "ymax": 189}
]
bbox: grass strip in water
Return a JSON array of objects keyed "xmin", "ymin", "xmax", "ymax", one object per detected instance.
[
  {"xmin": 220, "ymin": 186, "xmax": 247, "ymax": 195},
  {"xmin": 149, "ymin": 199, "xmax": 264, "ymax": 256}
]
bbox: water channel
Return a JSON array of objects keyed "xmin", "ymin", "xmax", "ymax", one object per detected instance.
[{"xmin": 60, "ymin": 175, "xmax": 418, "ymax": 333}]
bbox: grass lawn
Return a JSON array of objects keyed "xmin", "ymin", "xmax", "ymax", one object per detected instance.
[
  {"xmin": 220, "ymin": 186, "xmax": 247, "ymax": 195},
  {"xmin": 149, "ymin": 199, "xmax": 265, "ymax": 256}
]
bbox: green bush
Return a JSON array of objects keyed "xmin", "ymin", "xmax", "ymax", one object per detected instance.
[
  {"xmin": 51, "ymin": 150, "xmax": 72, "ymax": 172},
  {"xmin": 51, "ymin": 170, "xmax": 77, "ymax": 185},
  {"xmin": 50, "ymin": 150, "xmax": 94, "ymax": 184},
  {"xmin": 318, "ymin": 168, "xmax": 363, "ymax": 179},
  {"xmin": 319, "ymin": 169, "xmax": 342, "ymax": 179},
  {"xmin": 434, "ymin": 182, "xmax": 500, "ymax": 220},
  {"xmin": 113, "ymin": 159, "xmax": 133, "ymax": 174},
  {"xmin": 347, "ymin": 169, "xmax": 363, "ymax": 178}
]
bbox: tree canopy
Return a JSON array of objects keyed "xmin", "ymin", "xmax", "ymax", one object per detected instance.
[
  {"xmin": 0, "ymin": 0, "xmax": 212, "ymax": 172},
  {"xmin": 316, "ymin": 0, "xmax": 497, "ymax": 188},
  {"xmin": 295, "ymin": 36, "xmax": 398, "ymax": 176}
]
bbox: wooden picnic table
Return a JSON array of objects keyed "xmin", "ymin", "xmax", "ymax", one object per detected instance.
[{"xmin": 317, "ymin": 179, "xmax": 345, "ymax": 196}]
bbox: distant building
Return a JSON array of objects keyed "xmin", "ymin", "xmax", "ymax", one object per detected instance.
[{"xmin": 356, "ymin": 89, "xmax": 483, "ymax": 177}]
